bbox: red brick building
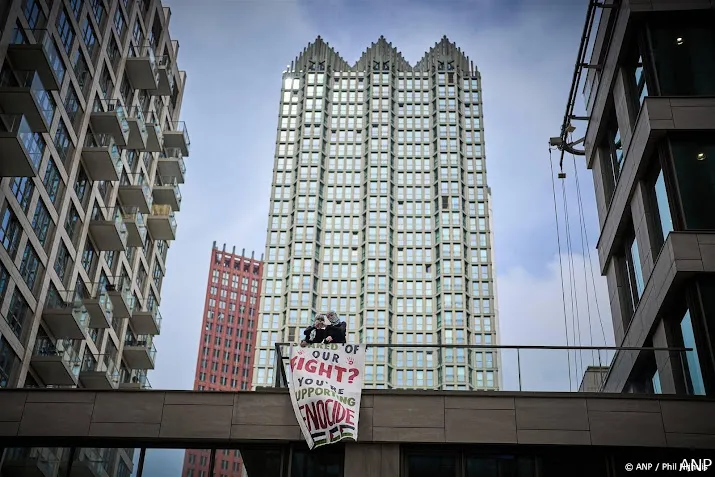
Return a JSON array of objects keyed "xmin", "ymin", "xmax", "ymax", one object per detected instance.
[{"xmin": 182, "ymin": 242, "xmax": 263, "ymax": 477}]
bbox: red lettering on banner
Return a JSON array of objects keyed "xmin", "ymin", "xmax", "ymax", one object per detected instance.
[
  {"xmin": 318, "ymin": 362, "xmax": 332, "ymax": 378},
  {"xmin": 305, "ymin": 359, "xmax": 317, "ymax": 373},
  {"xmin": 300, "ymin": 399, "xmax": 355, "ymax": 432},
  {"xmin": 346, "ymin": 408, "xmax": 355, "ymax": 426}
]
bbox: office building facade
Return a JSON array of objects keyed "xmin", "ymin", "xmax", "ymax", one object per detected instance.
[
  {"xmin": 0, "ymin": 0, "xmax": 189, "ymax": 474},
  {"xmin": 254, "ymin": 37, "xmax": 499, "ymax": 390},
  {"xmin": 182, "ymin": 243, "xmax": 262, "ymax": 477},
  {"xmin": 573, "ymin": 0, "xmax": 715, "ymax": 395}
]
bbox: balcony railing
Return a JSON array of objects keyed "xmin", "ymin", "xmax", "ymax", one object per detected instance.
[
  {"xmin": 80, "ymin": 353, "xmax": 120, "ymax": 389},
  {"xmin": 8, "ymin": 27, "xmax": 65, "ymax": 90},
  {"xmin": 2, "ymin": 447, "xmax": 60, "ymax": 476},
  {"xmin": 0, "ymin": 114, "xmax": 43, "ymax": 177},
  {"xmin": 272, "ymin": 343, "xmax": 693, "ymax": 394},
  {"xmin": 163, "ymin": 120, "xmax": 190, "ymax": 155},
  {"xmin": 0, "ymin": 69, "xmax": 55, "ymax": 132},
  {"xmin": 119, "ymin": 368, "xmax": 152, "ymax": 389}
]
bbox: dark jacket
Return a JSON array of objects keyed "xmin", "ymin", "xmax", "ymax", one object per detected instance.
[
  {"xmin": 326, "ymin": 322, "xmax": 347, "ymax": 343},
  {"xmin": 303, "ymin": 326, "xmax": 327, "ymax": 344}
]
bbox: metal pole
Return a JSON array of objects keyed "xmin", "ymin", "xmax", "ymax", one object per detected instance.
[
  {"xmin": 273, "ymin": 343, "xmax": 282, "ymax": 388},
  {"xmin": 516, "ymin": 348, "xmax": 522, "ymax": 391},
  {"xmin": 136, "ymin": 448, "xmax": 146, "ymax": 477}
]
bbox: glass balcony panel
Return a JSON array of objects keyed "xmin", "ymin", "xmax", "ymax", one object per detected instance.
[
  {"xmin": 0, "ymin": 69, "xmax": 55, "ymax": 132},
  {"xmin": 79, "ymin": 353, "xmax": 120, "ymax": 389},
  {"xmin": 0, "ymin": 114, "xmax": 42, "ymax": 177},
  {"xmin": 121, "ymin": 206, "xmax": 147, "ymax": 247},
  {"xmin": 90, "ymin": 99, "xmax": 129, "ymax": 146},
  {"xmin": 126, "ymin": 106, "xmax": 149, "ymax": 149},
  {"xmin": 163, "ymin": 120, "xmax": 190, "ymax": 155},
  {"xmin": 31, "ymin": 337, "xmax": 81, "ymax": 386},
  {"xmin": 118, "ymin": 181, "xmax": 152, "ymax": 214},
  {"xmin": 129, "ymin": 307, "xmax": 162, "ymax": 336},
  {"xmin": 147, "ymin": 203, "xmax": 176, "ymax": 241},
  {"xmin": 8, "ymin": 28, "xmax": 65, "ymax": 90},
  {"xmin": 77, "ymin": 286, "xmax": 113, "ymax": 329},
  {"xmin": 145, "ymin": 118, "xmax": 164, "ymax": 152},
  {"xmin": 152, "ymin": 176, "xmax": 182, "ymax": 212},
  {"xmin": 107, "ymin": 276, "xmax": 135, "ymax": 319},
  {"xmin": 119, "ymin": 368, "xmax": 151, "ymax": 389},
  {"xmin": 89, "ymin": 206, "xmax": 128, "ymax": 251},
  {"xmin": 123, "ymin": 334, "xmax": 157, "ymax": 369},
  {"xmin": 125, "ymin": 44, "xmax": 159, "ymax": 90},
  {"xmin": 42, "ymin": 297, "xmax": 89, "ymax": 340},
  {"xmin": 81, "ymin": 133, "xmax": 123, "ymax": 181},
  {"xmin": 157, "ymin": 148, "xmax": 186, "ymax": 183}
]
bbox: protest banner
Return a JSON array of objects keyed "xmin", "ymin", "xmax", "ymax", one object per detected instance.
[{"xmin": 288, "ymin": 343, "xmax": 366, "ymax": 449}]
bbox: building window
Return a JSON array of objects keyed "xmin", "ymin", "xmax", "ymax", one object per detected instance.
[
  {"xmin": 649, "ymin": 165, "xmax": 674, "ymax": 251},
  {"xmin": 81, "ymin": 16, "xmax": 97, "ymax": 57},
  {"xmin": 91, "ymin": 0, "xmax": 105, "ymax": 25},
  {"xmin": 649, "ymin": 14, "xmax": 715, "ymax": 96},
  {"xmin": 69, "ymin": 0, "xmax": 83, "ymax": 19},
  {"xmin": 64, "ymin": 204, "xmax": 81, "ymax": 244},
  {"xmin": 63, "ymin": 88, "xmax": 81, "ymax": 130},
  {"xmin": 634, "ymin": 54, "xmax": 649, "ymax": 108},
  {"xmin": 54, "ymin": 119, "xmax": 73, "ymax": 165},
  {"xmin": 43, "ymin": 158, "xmax": 63, "ymax": 206},
  {"xmin": 82, "ymin": 240, "xmax": 96, "ymax": 274},
  {"xmin": 23, "ymin": 0, "xmax": 42, "ymax": 29},
  {"xmin": 31, "ymin": 199, "xmax": 52, "ymax": 247},
  {"xmin": 113, "ymin": 9, "xmax": 126, "ymax": 38},
  {"xmin": 602, "ymin": 118, "xmax": 624, "ymax": 201},
  {"xmin": 10, "ymin": 177, "xmax": 34, "ymax": 214},
  {"xmin": 0, "ymin": 335, "xmax": 18, "ymax": 388},
  {"xmin": 7, "ymin": 290, "xmax": 29, "ymax": 339},
  {"xmin": 670, "ymin": 136, "xmax": 715, "ymax": 230},
  {"xmin": 620, "ymin": 230, "xmax": 644, "ymax": 323},
  {"xmin": 0, "ymin": 207, "xmax": 22, "ymax": 259},
  {"xmin": 19, "ymin": 244, "xmax": 41, "ymax": 291},
  {"xmin": 680, "ymin": 310, "xmax": 705, "ymax": 396},
  {"xmin": 55, "ymin": 241, "xmax": 71, "ymax": 283},
  {"xmin": 56, "ymin": 8, "xmax": 75, "ymax": 53},
  {"xmin": 74, "ymin": 166, "xmax": 90, "ymax": 207}
]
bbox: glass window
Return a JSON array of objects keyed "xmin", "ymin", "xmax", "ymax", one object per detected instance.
[
  {"xmin": 630, "ymin": 236, "xmax": 645, "ymax": 297},
  {"xmin": 634, "ymin": 55, "xmax": 649, "ymax": 107},
  {"xmin": 7, "ymin": 290, "xmax": 29, "ymax": 339},
  {"xmin": 31, "ymin": 199, "xmax": 52, "ymax": 246},
  {"xmin": 81, "ymin": 15, "xmax": 97, "ymax": 56},
  {"xmin": 23, "ymin": 0, "xmax": 42, "ymax": 29},
  {"xmin": 0, "ymin": 207, "xmax": 22, "ymax": 258},
  {"xmin": 10, "ymin": 177, "xmax": 34, "ymax": 214},
  {"xmin": 0, "ymin": 334, "xmax": 19, "ymax": 388},
  {"xmin": 74, "ymin": 166, "xmax": 90, "ymax": 206},
  {"xmin": 43, "ymin": 158, "xmax": 63, "ymax": 205},
  {"xmin": 56, "ymin": 8, "xmax": 75, "ymax": 52},
  {"xmin": 651, "ymin": 369, "xmax": 662, "ymax": 394},
  {"xmin": 670, "ymin": 136, "xmax": 715, "ymax": 230},
  {"xmin": 19, "ymin": 244, "xmax": 41, "ymax": 290},
  {"xmin": 54, "ymin": 119, "xmax": 73, "ymax": 165},
  {"xmin": 651, "ymin": 167, "xmax": 674, "ymax": 249},
  {"xmin": 680, "ymin": 310, "xmax": 705, "ymax": 396},
  {"xmin": 650, "ymin": 16, "xmax": 715, "ymax": 96},
  {"xmin": 406, "ymin": 453, "xmax": 458, "ymax": 477}
]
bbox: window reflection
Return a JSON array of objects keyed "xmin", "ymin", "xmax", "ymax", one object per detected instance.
[
  {"xmin": 680, "ymin": 310, "xmax": 705, "ymax": 396},
  {"xmin": 670, "ymin": 137, "xmax": 715, "ymax": 230},
  {"xmin": 652, "ymin": 168, "xmax": 673, "ymax": 248}
]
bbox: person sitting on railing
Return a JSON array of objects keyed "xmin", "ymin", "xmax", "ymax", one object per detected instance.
[
  {"xmin": 325, "ymin": 310, "xmax": 347, "ymax": 344},
  {"xmin": 300, "ymin": 314, "xmax": 328, "ymax": 347}
]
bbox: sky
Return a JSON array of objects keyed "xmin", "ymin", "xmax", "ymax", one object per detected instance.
[{"xmin": 139, "ymin": 0, "xmax": 613, "ymax": 473}]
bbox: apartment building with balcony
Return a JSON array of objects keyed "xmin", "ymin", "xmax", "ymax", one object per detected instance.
[
  {"xmin": 0, "ymin": 0, "xmax": 189, "ymax": 474},
  {"xmin": 562, "ymin": 0, "xmax": 715, "ymax": 396},
  {"xmin": 254, "ymin": 36, "xmax": 499, "ymax": 390},
  {"xmin": 182, "ymin": 242, "xmax": 263, "ymax": 477}
]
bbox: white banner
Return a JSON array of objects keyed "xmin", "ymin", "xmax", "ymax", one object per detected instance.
[{"xmin": 288, "ymin": 343, "xmax": 366, "ymax": 449}]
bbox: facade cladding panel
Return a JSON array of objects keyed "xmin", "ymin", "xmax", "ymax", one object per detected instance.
[
  {"xmin": 182, "ymin": 243, "xmax": 263, "ymax": 477},
  {"xmin": 0, "ymin": 0, "xmax": 188, "ymax": 474},
  {"xmin": 253, "ymin": 36, "xmax": 499, "ymax": 391}
]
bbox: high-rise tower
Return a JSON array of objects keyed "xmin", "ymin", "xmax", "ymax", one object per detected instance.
[
  {"xmin": 0, "ymin": 0, "xmax": 188, "ymax": 474},
  {"xmin": 182, "ymin": 242, "xmax": 262, "ymax": 477},
  {"xmin": 253, "ymin": 36, "xmax": 499, "ymax": 390}
]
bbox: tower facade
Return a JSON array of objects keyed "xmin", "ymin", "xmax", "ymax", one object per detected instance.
[
  {"xmin": 182, "ymin": 242, "xmax": 262, "ymax": 477},
  {"xmin": 0, "ymin": 0, "xmax": 188, "ymax": 474},
  {"xmin": 253, "ymin": 37, "xmax": 499, "ymax": 390},
  {"xmin": 568, "ymin": 0, "xmax": 715, "ymax": 396}
]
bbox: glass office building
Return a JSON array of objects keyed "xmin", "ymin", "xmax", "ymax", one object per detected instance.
[{"xmin": 254, "ymin": 36, "xmax": 499, "ymax": 390}]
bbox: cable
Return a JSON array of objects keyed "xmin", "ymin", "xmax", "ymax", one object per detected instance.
[
  {"xmin": 568, "ymin": 145, "xmax": 609, "ymax": 365},
  {"xmin": 561, "ymin": 176, "xmax": 583, "ymax": 387},
  {"xmin": 548, "ymin": 148, "xmax": 573, "ymax": 392}
]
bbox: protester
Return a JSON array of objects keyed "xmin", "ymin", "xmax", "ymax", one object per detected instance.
[
  {"xmin": 301, "ymin": 314, "xmax": 328, "ymax": 347},
  {"xmin": 325, "ymin": 310, "xmax": 347, "ymax": 344}
]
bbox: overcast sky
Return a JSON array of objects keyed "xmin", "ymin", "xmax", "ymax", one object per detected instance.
[{"xmin": 139, "ymin": 0, "xmax": 613, "ymax": 473}]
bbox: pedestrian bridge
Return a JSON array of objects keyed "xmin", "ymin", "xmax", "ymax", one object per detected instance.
[{"xmin": 0, "ymin": 388, "xmax": 714, "ymax": 476}]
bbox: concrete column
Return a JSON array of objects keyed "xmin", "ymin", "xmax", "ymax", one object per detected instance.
[
  {"xmin": 613, "ymin": 68, "xmax": 636, "ymax": 149},
  {"xmin": 631, "ymin": 182, "xmax": 655, "ymax": 280},
  {"xmin": 652, "ymin": 319, "xmax": 683, "ymax": 395},
  {"xmin": 591, "ymin": 149, "xmax": 609, "ymax": 228},
  {"xmin": 344, "ymin": 443, "xmax": 399, "ymax": 477}
]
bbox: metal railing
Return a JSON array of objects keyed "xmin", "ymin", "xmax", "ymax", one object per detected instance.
[{"xmin": 272, "ymin": 343, "xmax": 693, "ymax": 394}]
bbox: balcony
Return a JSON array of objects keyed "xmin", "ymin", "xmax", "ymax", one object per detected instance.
[
  {"xmin": 31, "ymin": 337, "xmax": 80, "ymax": 386},
  {"xmin": 90, "ymin": 99, "xmax": 129, "ymax": 146},
  {"xmin": 119, "ymin": 369, "xmax": 151, "ymax": 389},
  {"xmin": 123, "ymin": 335, "xmax": 157, "ymax": 369},
  {"xmin": 1, "ymin": 447, "xmax": 60, "ymax": 477},
  {"xmin": 81, "ymin": 134, "xmax": 122, "ymax": 181},
  {"xmin": 144, "ymin": 118, "xmax": 163, "ymax": 152},
  {"xmin": 156, "ymin": 148, "xmax": 185, "ymax": 183},
  {"xmin": 82, "ymin": 288, "xmax": 113, "ymax": 329},
  {"xmin": 126, "ymin": 106, "xmax": 148, "ymax": 150},
  {"xmin": 107, "ymin": 278, "xmax": 134, "ymax": 319},
  {"xmin": 7, "ymin": 28, "xmax": 65, "ymax": 90},
  {"xmin": 89, "ymin": 207, "xmax": 127, "ymax": 251},
  {"xmin": 118, "ymin": 181, "xmax": 152, "ymax": 214},
  {"xmin": 121, "ymin": 207, "xmax": 147, "ymax": 247},
  {"xmin": 163, "ymin": 121, "xmax": 190, "ymax": 156},
  {"xmin": 152, "ymin": 176, "xmax": 182, "ymax": 212},
  {"xmin": 79, "ymin": 354, "xmax": 120, "ymax": 390},
  {"xmin": 152, "ymin": 55, "xmax": 175, "ymax": 96},
  {"xmin": 0, "ymin": 69, "xmax": 55, "ymax": 132},
  {"xmin": 129, "ymin": 307, "xmax": 162, "ymax": 336},
  {"xmin": 0, "ymin": 114, "xmax": 43, "ymax": 177},
  {"xmin": 125, "ymin": 44, "xmax": 158, "ymax": 90},
  {"xmin": 42, "ymin": 298, "xmax": 89, "ymax": 340},
  {"xmin": 146, "ymin": 204, "xmax": 176, "ymax": 241}
]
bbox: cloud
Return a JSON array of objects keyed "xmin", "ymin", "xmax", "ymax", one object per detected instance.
[{"xmin": 497, "ymin": 252, "xmax": 615, "ymax": 392}]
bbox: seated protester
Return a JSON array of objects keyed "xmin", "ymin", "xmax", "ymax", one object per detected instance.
[
  {"xmin": 325, "ymin": 310, "xmax": 347, "ymax": 344},
  {"xmin": 300, "ymin": 314, "xmax": 328, "ymax": 347}
]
